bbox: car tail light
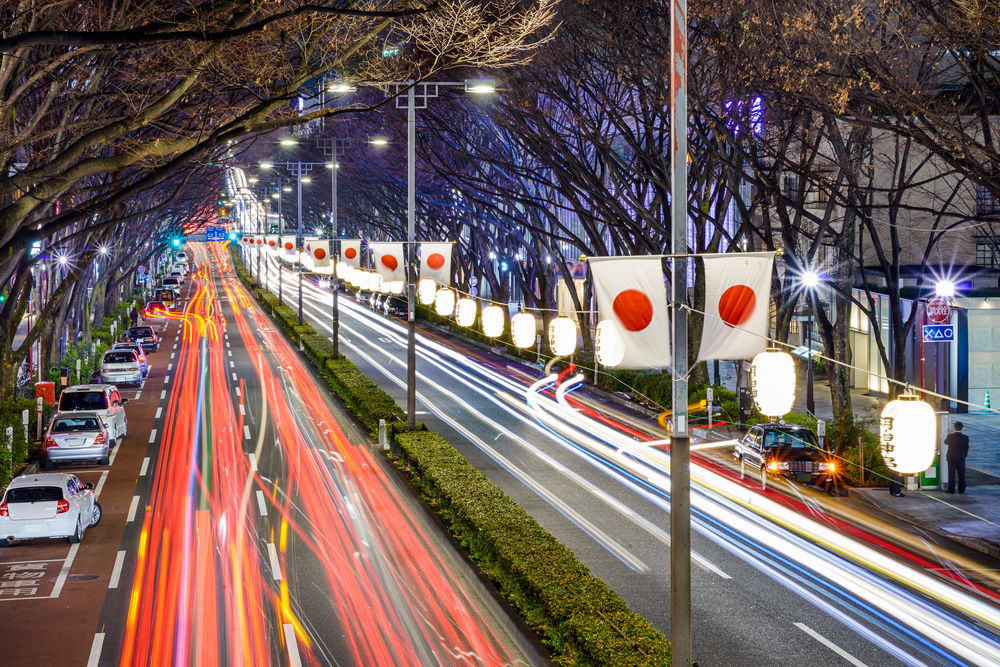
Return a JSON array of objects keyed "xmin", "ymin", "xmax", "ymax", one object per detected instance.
[
  {"xmin": 56, "ymin": 499, "xmax": 69, "ymax": 514},
  {"xmin": 0, "ymin": 503, "xmax": 8, "ymax": 517},
  {"xmin": 829, "ymin": 462, "xmax": 836, "ymax": 473},
  {"xmin": 45, "ymin": 437, "xmax": 57, "ymax": 448},
  {"xmin": 769, "ymin": 461, "xmax": 778, "ymax": 472},
  {"xmin": 94, "ymin": 433, "xmax": 107, "ymax": 445}
]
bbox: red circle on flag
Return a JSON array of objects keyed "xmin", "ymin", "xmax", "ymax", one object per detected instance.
[
  {"xmin": 718, "ymin": 285, "xmax": 756, "ymax": 328},
  {"xmin": 381, "ymin": 255, "xmax": 399, "ymax": 271},
  {"xmin": 284, "ymin": 241, "xmax": 293, "ymax": 250},
  {"xmin": 314, "ymin": 248, "xmax": 327, "ymax": 260},
  {"xmin": 345, "ymin": 247, "xmax": 357, "ymax": 259},
  {"xmin": 306, "ymin": 243, "xmax": 311, "ymax": 251},
  {"xmin": 268, "ymin": 240, "xmax": 276, "ymax": 247},
  {"xmin": 613, "ymin": 290, "xmax": 654, "ymax": 332},
  {"xmin": 427, "ymin": 253, "xmax": 445, "ymax": 270},
  {"xmin": 256, "ymin": 239, "xmax": 263, "ymax": 245}
]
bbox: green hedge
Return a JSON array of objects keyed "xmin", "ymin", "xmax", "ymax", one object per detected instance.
[
  {"xmin": 324, "ymin": 357, "xmax": 404, "ymax": 436},
  {"xmin": 394, "ymin": 430, "xmax": 671, "ymax": 666},
  {"xmin": 0, "ymin": 398, "xmax": 56, "ymax": 488}
]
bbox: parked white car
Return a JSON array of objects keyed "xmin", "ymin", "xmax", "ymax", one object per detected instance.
[
  {"xmin": 0, "ymin": 473, "xmax": 102, "ymax": 547},
  {"xmin": 57, "ymin": 385, "xmax": 129, "ymax": 443},
  {"xmin": 101, "ymin": 349, "xmax": 142, "ymax": 387},
  {"xmin": 168, "ymin": 269, "xmax": 185, "ymax": 285},
  {"xmin": 44, "ymin": 413, "xmax": 111, "ymax": 468}
]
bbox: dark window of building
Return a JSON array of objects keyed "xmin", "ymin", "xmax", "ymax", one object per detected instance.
[
  {"xmin": 976, "ymin": 242, "xmax": 998, "ymax": 267},
  {"xmin": 976, "ymin": 185, "xmax": 1000, "ymax": 216}
]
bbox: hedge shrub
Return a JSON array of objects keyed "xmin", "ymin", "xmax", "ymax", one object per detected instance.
[
  {"xmin": 0, "ymin": 398, "xmax": 56, "ymax": 488},
  {"xmin": 394, "ymin": 430, "xmax": 671, "ymax": 666},
  {"xmin": 324, "ymin": 357, "xmax": 404, "ymax": 436}
]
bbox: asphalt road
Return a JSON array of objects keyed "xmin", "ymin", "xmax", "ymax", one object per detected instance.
[
  {"xmin": 0, "ymin": 246, "xmax": 527, "ymax": 667},
  {"xmin": 250, "ymin": 250, "xmax": 1000, "ymax": 667}
]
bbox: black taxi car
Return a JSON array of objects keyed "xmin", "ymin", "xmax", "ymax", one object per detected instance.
[{"xmin": 735, "ymin": 424, "xmax": 836, "ymax": 489}]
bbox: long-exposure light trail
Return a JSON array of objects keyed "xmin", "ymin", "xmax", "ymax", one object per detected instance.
[{"xmin": 249, "ymin": 252, "xmax": 1000, "ymax": 667}]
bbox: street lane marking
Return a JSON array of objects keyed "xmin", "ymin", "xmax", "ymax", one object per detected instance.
[
  {"xmin": 244, "ymin": 426, "xmax": 251, "ymax": 441},
  {"xmin": 160, "ymin": 390, "xmax": 166, "ymax": 400},
  {"xmin": 794, "ymin": 623, "xmax": 869, "ymax": 667},
  {"xmin": 232, "ymin": 372, "xmax": 238, "ymax": 381},
  {"xmin": 109, "ymin": 440, "xmax": 121, "ymax": 465},
  {"xmin": 93, "ymin": 470, "xmax": 109, "ymax": 500},
  {"xmin": 155, "ymin": 407, "xmax": 162, "ymax": 419},
  {"xmin": 239, "ymin": 404, "xmax": 245, "ymax": 416},
  {"xmin": 148, "ymin": 429, "xmax": 157, "ymax": 444},
  {"xmin": 87, "ymin": 633, "xmax": 105, "ymax": 667},
  {"xmin": 167, "ymin": 363, "xmax": 172, "ymax": 371},
  {"xmin": 109, "ymin": 551, "xmax": 126, "ymax": 589},
  {"xmin": 228, "ymin": 350, "xmax": 232, "ymax": 357},
  {"xmin": 248, "ymin": 452, "xmax": 257, "ymax": 471},
  {"xmin": 140, "ymin": 457, "xmax": 150, "ymax": 476},
  {"xmin": 283, "ymin": 624, "xmax": 302, "ymax": 667},
  {"xmin": 170, "ymin": 352, "xmax": 175, "ymax": 359},
  {"xmin": 173, "ymin": 343, "xmax": 177, "ymax": 350},
  {"xmin": 226, "ymin": 341, "xmax": 230, "ymax": 347},
  {"xmin": 164, "ymin": 375, "xmax": 170, "ymax": 384},
  {"xmin": 236, "ymin": 387, "xmax": 241, "ymax": 397},
  {"xmin": 50, "ymin": 543, "xmax": 79, "ymax": 598},
  {"xmin": 256, "ymin": 490, "xmax": 268, "ymax": 516},
  {"xmin": 268, "ymin": 543, "xmax": 282, "ymax": 580},
  {"xmin": 229, "ymin": 361, "xmax": 235, "ymax": 368},
  {"xmin": 127, "ymin": 496, "xmax": 140, "ymax": 522},
  {"xmin": 134, "ymin": 391, "xmax": 141, "ymax": 399}
]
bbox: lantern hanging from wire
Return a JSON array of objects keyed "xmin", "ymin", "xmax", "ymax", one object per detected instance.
[
  {"xmin": 548, "ymin": 317, "xmax": 577, "ymax": 356},
  {"xmin": 511, "ymin": 313, "xmax": 536, "ymax": 348},
  {"xmin": 880, "ymin": 394, "xmax": 936, "ymax": 473},
  {"xmin": 388, "ymin": 281, "xmax": 404, "ymax": 295},
  {"xmin": 456, "ymin": 298, "xmax": 477, "ymax": 327},
  {"xmin": 595, "ymin": 320, "xmax": 625, "ymax": 367},
  {"xmin": 482, "ymin": 305, "xmax": 504, "ymax": 338},
  {"xmin": 750, "ymin": 348, "xmax": 796, "ymax": 418},
  {"xmin": 336, "ymin": 261, "xmax": 348, "ymax": 279},
  {"xmin": 434, "ymin": 288, "xmax": 456, "ymax": 317},
  {"xmin": 418, "ymin": 278, "xmax": 437, "ymax": 305}
]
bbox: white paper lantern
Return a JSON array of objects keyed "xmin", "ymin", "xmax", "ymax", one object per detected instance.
[
  {"xmin": 880, "ymin": 395, "xmax": 936, "ymax": 473},
  {"xmin": 418, "ymin": 278, "xmax": 437, "ymax": 305},
  {"xmin": 750, "ymin": 349, "xmax": 796, "ymax": 418},
  {"xmin": 388, "ymin": 281, "xmax": 405, "ymax": 294},
  {"xmin": 434, "ymin": 288, "xmax": 456, "ymax": 317},
  {"xmin": 482, "ymin": 306, "xmax": 505, "ymax": 338},
  {"xmin": 548, "ymin": 317, "xmax": 577, "ymax": 356},
  {"xmin": 336, "ymin": 261, "xmax": 348, "ymax": 278},
  {"xmin": 375, "ymin": 274, "xmax": 387, "ymax": 293},
  {"xmin": 511, "ymin": 313, "xmax": 537, "ymax": 348},
  {"xmin": 456, "ymin": 298, "xmax": 477, "ymax": 327},
  {"xmin": 595, "ymin": 320, "xmax": 625, "ymax": 367}
]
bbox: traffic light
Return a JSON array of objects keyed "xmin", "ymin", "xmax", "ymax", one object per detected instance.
[
  {"xmin": 172, "ymin": 238, "xmax": 181, "ymax": 247},
  {"xmin": 227, "ymin": 232, "xmax": 238, "ymax": 241}
]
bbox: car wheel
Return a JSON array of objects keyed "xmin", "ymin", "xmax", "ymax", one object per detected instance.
[
  {"xmin": 0, "ymin": 538, "xmax": 9, "ymax": 548},
  {"xmin": 100, "ymin": 455, "xmax": 110, "ymax": 466},
  {"xmin": 44, "ymin": 459, "xmax": 55, "ymax": 470},
  {"xmin": 89, "ymin": 502, "xmax": 102, "ymax": 528},
  {"xmin": 68, "ymin": 520, "xmax": 82, "ymax": 544}
]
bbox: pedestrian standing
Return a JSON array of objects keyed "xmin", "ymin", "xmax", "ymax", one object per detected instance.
[
  {"xmin": 945, "ymin": 421, "xmax": 970, "ymax": 494},
  {"xmin": 130, "ymin": 306, "xmax": 139, "ymax": 327},
  {"xmin": 888, "ymin": 471, "xmax": 906, "ymax": 497}
]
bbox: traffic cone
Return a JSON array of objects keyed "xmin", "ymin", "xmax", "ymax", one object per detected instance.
[{"xmin": 982, "ymin": 390, "xmax": 992, "ymax": 412}]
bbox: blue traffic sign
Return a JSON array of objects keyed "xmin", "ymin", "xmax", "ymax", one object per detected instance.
[
  {"xmin": 206, "ymin": 225, "xmax": 226, "ymax": 242},
  {"xmin": 922, "ymin": 325, "xmax": 955, "ymax": 343}
]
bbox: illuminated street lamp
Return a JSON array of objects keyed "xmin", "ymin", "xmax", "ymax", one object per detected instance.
[{"xmin": 936, "ymin": 280, "xmax": 956, "ymax": 297}]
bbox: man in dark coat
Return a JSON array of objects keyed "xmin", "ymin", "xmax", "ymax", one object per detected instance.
[{"xmin": 945, "ymin": 421, "xmax": 970, "ymax": 494}]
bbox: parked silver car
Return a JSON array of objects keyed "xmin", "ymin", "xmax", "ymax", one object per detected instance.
[
  {"xmin": 113, "ymin": 342, "xmax": 148, "ymax": 377},
  {"xmin": 57, "ymin": 385, "xmax": 129, "ymax": 443},
  {"xmin": 0, "ymin": 473, "xmax": 101, "ymax": 547},
  {"xmin": 43, "ymin": 413, "xmax": 111, "ymax": 467},
  {"xmin": 101, "ymin": 349, "xmax": 142, "ymax": 387}
]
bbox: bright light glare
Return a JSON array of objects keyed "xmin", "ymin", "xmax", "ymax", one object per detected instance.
[
  {"xmin": 99, "ymin": 246, "xmax": 109, "ymax": 255},
  {"xmin": 57, "ymin": 254, "xmax": 68, "ymax": 265},
  {"xmin": 260, "ymin": 162, "xmax": 273, "ymax": 169},
  {"xmin": 802, "ymin": 271, "xmax": 820, "ymax": 289},
  {"xmin": 936, "ymin": 281, "xmax": 956, "ymax": 297},
  {"xmin": 283, "ymin": 187, "xmax": 292, "ymax": 192},
  {"xmin": 279, "ymin": 138, "xmax": 297, "ymax": 146},
  {"xmin": 369, "ymin": 136, "xmax": 389, "ymax": 146},
  {"xmin": 329, "ymin": 83, "xmax": 356, "ymax": 93},
  {"xmin": 302, "ymin": 177, "xmax": 311, "ymax": 183},
  {"xmin": 464, "ymin": 78, "xmax": 496, "ymax": 93}
]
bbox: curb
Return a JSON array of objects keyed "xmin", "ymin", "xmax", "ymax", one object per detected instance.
[{"xmin": 846, "ymin": 487, "xmax": 1000, "ymax": 561}]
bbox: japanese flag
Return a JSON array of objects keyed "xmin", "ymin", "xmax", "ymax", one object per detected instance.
[
  {"xmin": 265, "ymin": 235, "xmax": 279, "ymax": 254},
  {"xmin": 697, "ymin": 252, "xmax": 775, "ymax": 362},
  {"xmin": 255, "ymin": 235, "xmax": 264, "ymax": 247},
  {"xmin": 311, "ymin": 240, "xmax": 331, "ymax": 267},
  {"xmin": 342, "ymin": 239, "xmax": 362, "ymax": 267},
  {"xmin": 420, "ymin": 243, "xmax": 452, "ymax": 285},
  {"xmin": 370, "ymin": 242, "xmax": 405, "ymax": 283},
  {"xmin": 590, "ymin": 256, "xmax": 671, "ymax": 369},
  {"xmin": 280, "ymin": 236, "xmax": 297, "ymax": 261}
]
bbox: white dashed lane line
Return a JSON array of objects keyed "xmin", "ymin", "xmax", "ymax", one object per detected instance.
[
  {"xmin": 127, "ymin": 496, "xmax": 141, "ymax": 522},
  {"xmin": 140, "ymin": 457, "xmax": 150, "ymax": 476},
  {"xmin": 256, "ymin": 490, "xmax": 268, "ymax": 516},
  {"xmin": 108, "ymin": 552, "xmax": 126, "ymax": 589},
  {"xmin": 268, "ymin": 543, "xmax": 282, "ymax": 581},
  {"xmin": 148, "ymin": 429, "xmax": 157, "ymax": 444}
]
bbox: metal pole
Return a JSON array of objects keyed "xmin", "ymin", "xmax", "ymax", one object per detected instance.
[
  {"xmin": 332, "ymin": 159, "xmax": 340, "ymax": 359},
  {"xmin": 256, "ymin": 198, "xmax": 262, "ymax": 289},
  {"xmin": 297, "ymin": 164, "xmax": 304, "ymax": 326},
  {"xmin": 406, "ymin": 82, "xmax": 417, "ymax": 430},
  {"xmin": 670, "ymin": 0, "xmax": 692, "ymax": 665},
  {"xmin": 806, "ymin": 308, "xmax": 814, "ymax": 415}
]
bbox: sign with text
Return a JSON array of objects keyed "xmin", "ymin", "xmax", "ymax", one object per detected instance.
[
  {"xmin": 206, "ymin": 225, "xmax": 226, "ymax": 242},
  {"xmin": 925, "ymin": 297, "xmax": 953, "ymax": 325},
  {"xmin": 922, "ymin": 325, "xmax": 955, "ymax": 343}
]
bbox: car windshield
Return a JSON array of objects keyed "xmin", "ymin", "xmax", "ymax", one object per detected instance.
[
  {"xmin": 763, "ymin": 430, "xmax": 819, "ymax": 449},
  {"xmin": 60, "ymin": 392, "xmax": 108, "ymax": 411},
  {"xmin": 53, "ymin": 417, "xmax": 100, "ymax": 432},
  {"xmin": 4, "ymin": 487, "xmax": 63, "ymax": 503},
  {"xmin": 114, "ymin": 344, "xmax": 143, "ymax": 356},
  {"xmin": 105, "ymin": 351, "xmax": 136, "ymax": 363},
  {"xmin": 129, "ymin": 327, "xmax": 154, "ymax": 337}
]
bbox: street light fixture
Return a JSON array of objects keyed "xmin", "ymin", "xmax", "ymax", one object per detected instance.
[
  {"xmin": 261, "ymin": 162, "xmax": 273, "ymax": 169},
  {"xmin": 328, "ymin": 82, "xmax": 356, "ymax": 93},
  {"xmin": 936, "ymin": 280, "xmax": 956, "ymax": 297},
  {"xmin": 800, "ymin": 267, "xmax": 823, "ymax": 416},
  {"xmin": 464, "ymin": 78, "xmax": 497, "ymax": 93},
  {"xmin": 279, "ymin": 137, "xmax": 297, "ymax": 146},
  {"xmin": 369, "ymin": 135, "xmax": 389, "ymax": 146}
]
